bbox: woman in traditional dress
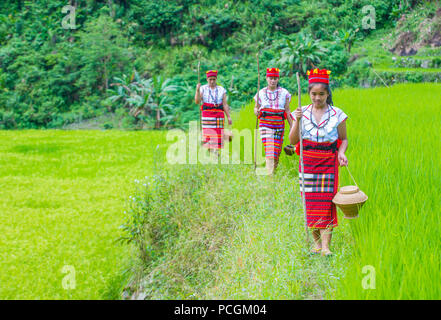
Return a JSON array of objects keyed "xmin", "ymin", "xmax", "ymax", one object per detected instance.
[
  {"xmin": 195, "ymin": 70, "xmax": 232, "ymax": 153},
  {"xmin": 289, "ymin": 68, "xmax": 348, "ymax": 256},
  {"xmin": 254, "ymin": 67, "xmax": 293, "ymax": 175}
]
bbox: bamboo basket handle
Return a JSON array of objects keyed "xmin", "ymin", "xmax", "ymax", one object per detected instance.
[{"xmin": 344, "ymin": 165, "xmax": 359, "ymax": 189}]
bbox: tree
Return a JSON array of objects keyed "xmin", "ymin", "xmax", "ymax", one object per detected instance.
[
  {"xmin": 276, "ymin": 32, "xmax": 328, "ymax": 77},
  {"xmin": 75, "ymin": 14, "xmax": 131, "ymax": 95},
  {"xmin": 149, "ymin": 76, "xmax": 179, "ymax": 129},
  {"xmin": 334, "ymin": 28, "xmax": 360, "ymax": 54},
  {"xmin": 109, "ymin": 72, "xmax": 178, "ymax": 129}
]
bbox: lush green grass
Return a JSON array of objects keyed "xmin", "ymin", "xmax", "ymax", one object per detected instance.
[
  {"xmin": 122, "ymin": 162, "xmax": 353, "ymax": 300},
  {"xmin": 124, "ymin": 82, "xmax": 441, "ymax": 299},
  {"xmin": 0, "ymin": 130, "xmax": 166, "ymax": 299},
  {"xmin": 203, "ymin": 167, "xmax": 353, "ymax": 299},
  {"xmin": 2, "ymin": 82, "xmax": 439, "ymax": 299},
  {"xmin": 330, "ymin": 83, "xmax": 441, "ymax": 299},
  {"xmin": 375, "ymin": 67, "xmax": 441, "ymax": 73}
]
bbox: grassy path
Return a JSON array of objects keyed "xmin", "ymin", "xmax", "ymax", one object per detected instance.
[{"xmin": 202, "ymin": 167, "xmax": 353, "ymax": 299}]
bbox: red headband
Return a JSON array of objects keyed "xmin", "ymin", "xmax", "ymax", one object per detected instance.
[
  {"xmin": 266, "ymin": 67, "xmax": 280, "ymax": 78},
  {"xmin": 307, "ymin": 68, "xmax": 331, "ymax": 84},
  {"xmin": 206, "ymin": 70, "xmax": 218, "ymax": 78}
]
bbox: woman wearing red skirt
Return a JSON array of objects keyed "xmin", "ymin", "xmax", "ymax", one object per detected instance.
[
  {"xmin": 289, "ymin": 69, "xmax": 348, "ymax": 256},
  {"xmin": 254, "ymin": 67, "xmax": 293, "ymax": 175},
  {"xmin": 195, "ymin": 70, "xmax": 232, "ymax": 154}
]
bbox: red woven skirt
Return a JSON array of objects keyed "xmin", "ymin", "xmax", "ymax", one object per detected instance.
[
  {"xmin": 259, "ymin": 108, "xmax": 286, "ymax": 160},
  {"xmin": 299, "ymin": 139, "xmax": 339, "ymax": 229},
  {"xmin": 201, "ymin": 103, "xmax": 224, "ymax": 149}
]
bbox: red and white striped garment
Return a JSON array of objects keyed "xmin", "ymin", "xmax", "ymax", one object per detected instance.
[{"xmin": 299, "ymin": 139, "xmax": 339, "ymax": 229}]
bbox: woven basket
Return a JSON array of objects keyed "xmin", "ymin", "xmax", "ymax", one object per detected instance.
[
  {"xmin": 284, "ymin": 144, "xmax": 295, "ymax": 156},
  {"xmin": 332, "ymin": 185, "xmax": 368, "ymax": 219}
]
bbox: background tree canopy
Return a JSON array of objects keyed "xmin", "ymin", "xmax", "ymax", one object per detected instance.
[{"xmin": 0, "ymin": 0, "xmax": 436, "ymax": 129}]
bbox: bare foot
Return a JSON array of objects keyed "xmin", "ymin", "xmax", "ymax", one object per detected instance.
[
  {"xmin": 310, "ymin": 246, "xmax": 322, "ymax": 254},
  {"xmin": 321, "ymin": 248, "xmax": 333, "ymax": 256}
]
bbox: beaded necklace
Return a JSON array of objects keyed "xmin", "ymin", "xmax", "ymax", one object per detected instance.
[
  {"xmin": 265, "ymin": 86, "xmax": 279, "ymax": 102},
  {"xmin": 208, "ymin": 86, "xmax": 219, "ymax": 106}
]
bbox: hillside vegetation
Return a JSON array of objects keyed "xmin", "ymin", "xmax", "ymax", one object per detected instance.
[{"xmin": 1, "ymin": 0, "xmax": 440, "ymax": 130}]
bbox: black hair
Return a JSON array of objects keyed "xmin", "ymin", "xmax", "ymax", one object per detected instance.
[{"xmin": 308, "ymin": 82, "xmax": 334, "ymax": 106}]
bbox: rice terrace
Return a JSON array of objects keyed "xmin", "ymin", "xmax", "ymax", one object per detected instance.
[{"xmin": 0, "ymin": 0, "xmax": 440, "ymax": 303}]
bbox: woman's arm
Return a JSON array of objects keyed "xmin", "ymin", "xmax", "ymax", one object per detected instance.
[
  {"xmin": 253, "ymin": 92, "xmax": 260, "ymax": 116},
  {"xmin": 195, "ymin": 83, "xmax": 202, "ymax": 104},
  {"xmin": 285, "ymin": 98, "xmax": 293, "ymax": 129},
  {"xmin": 222, "ymin": 93, "xmax": 232, "ymax": 125},
  {"xmin": 289, "ymin": 107, "xmax": 302, "ymax": 145},
  {"xmin": 337, "ymin": 120, "xmax": 348, "ymax": 166}
]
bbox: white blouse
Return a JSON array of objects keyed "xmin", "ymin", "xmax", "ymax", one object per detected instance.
[
  {"xmin": 254, "ymin": 87, "xmax": 291, "ymax": 110},
  {"xmin": 291, "ymin": 104, "xmax": 348, "ymax": 143},
  {"xmin": 200, "ymin": 84, "xmax": 226, "ymax": 105}
]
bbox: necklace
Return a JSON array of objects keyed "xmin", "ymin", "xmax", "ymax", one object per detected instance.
[
  {"xmin": 208, "ymin": 86, "xmax": 219, "ymax": 106},
  {"xmin": 265, "ymin": 87, "xmax": 279, "ymax": 102}
]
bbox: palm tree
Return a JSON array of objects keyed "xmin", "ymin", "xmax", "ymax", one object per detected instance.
[
  {"xmin": 334, "ymin": 28, "xmax": 360, "ymax": 53},
  {"xmin": 109, "ymin": 71, "xmax": 149, "ymax": 117},
  {"xmin": 149, "ymin": 76, "xmax": 179, "ymax": 129},
  {"xmin": 276, "ymin": 32, "xmax": 328, "ymax": 77},
  {"xmin": 109, "ymin": 73, "xmax": 178, "ymax": 128}
]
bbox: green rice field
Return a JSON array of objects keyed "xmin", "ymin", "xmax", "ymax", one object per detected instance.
[
  {"xmin": 0, "ymin": 130, "xmax": 166, "ymax": 299},
  {"xmin": 0, "ymin": 83, "xmax": 440, "ymax": 299}
]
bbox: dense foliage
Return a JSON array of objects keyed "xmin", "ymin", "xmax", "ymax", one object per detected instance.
[{"xmin": 0, "ymin": 0, "xmax": 430, "ymax": 129}]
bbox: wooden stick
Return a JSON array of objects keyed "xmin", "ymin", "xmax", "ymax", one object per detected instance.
[
  {"xmin": 297, "ymin": 72, "xmax": 310, "ymax": 245},
  {"xmin": 254, "ymin": 52, "xmax": 260, "ymax": 170},
  {"xmin": 197, "ymin": 52, "xmax": 201, "ymax": 84},
  {"xmin": 197, "ymin": 52, "xmax": 202, "ymax": 141}
]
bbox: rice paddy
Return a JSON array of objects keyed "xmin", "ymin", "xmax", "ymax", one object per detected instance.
[
  {"xmin": 0, "ymin": 130, "xmax": 166, "ymax": 299},
  {"xmin": 0, "ymin": 83, "xmax": 439, "ymax": 299}
]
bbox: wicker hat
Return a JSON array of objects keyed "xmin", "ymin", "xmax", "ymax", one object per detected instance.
[{"xmin": 332, "ymin": 186, "xmax": 368, "ymax": 219}]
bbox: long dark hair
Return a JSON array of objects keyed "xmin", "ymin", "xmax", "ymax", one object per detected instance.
[{"xmin": 308, "ymin": 82, "xmax": 334, "ymax": 106}]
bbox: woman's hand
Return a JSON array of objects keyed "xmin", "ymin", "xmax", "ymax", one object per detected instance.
[
  {"xmin": 228, "ymin": 116, "xmax": 232, "ymax": 125},
  {"xmin": 338, "ymin": 152, "xmax": 348, "ymax": 167},
  {"xmin": 293, "ymin": 106, "xmax": 302, "ymax": 121},
  {"xmin": 254, "ymin": 106, "xmax": 260, "ymax": 117},
  {"xmin": 196, "ymin": 83, "xmax": 201, "ymax": 91}
]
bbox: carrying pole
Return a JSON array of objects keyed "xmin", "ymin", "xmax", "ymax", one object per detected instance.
[
  {"xmin": 296, "ymin": 72, "xmax": 310, "ymax": 245},
  {"xmin": 197, "ymin": 52, "xmax": 202, "ymax": 136},
  {"xmin": 254, "ymin": 53, "xmax": 260, "ymax": 170}
]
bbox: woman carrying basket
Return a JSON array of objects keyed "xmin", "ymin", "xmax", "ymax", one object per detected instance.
[
  {"xmin": 254, "ymin": 67, "xmax": 293, "ymax": 175},
  {"xmin": 289, "ymin": 68, "xmax": 348, "ymax": 256},
  {"xmin": 195, "ymin": 70, "xmax": 232, "ymax": 153}
]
